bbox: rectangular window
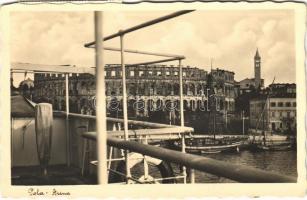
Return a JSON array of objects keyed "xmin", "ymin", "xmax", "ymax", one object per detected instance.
[
  {"xmin": 166, "ymin": 71, "xmax": 170, "ymax": 76},
  {"xmin": 157, "ymin": 71, "xmax": 162, "ymax": 76},
  {"xmin": 277, "ymin": 102, "xmax": 283, "ymax": 107},
  {"xmin": 270, "ymin": 102, "xmax": 276, "ymax": 107},
  {"xmin": 148, "ymin": 71, "xmax": 153, "ymax": 76},
  {"xmin": 271, "ymin": 111, "xmax": 275, "ymax": 117},
  {"xmin": 183, "ymin": 72, "xmax": 186, "ymax": 77},
  {"xmin": 111, "ymin": 71, "xmax": 116, "ymax": 77},
  {"xmin": 130, "ymin": 71, "xmax": 135, "ymax": 77},
  {"xmin": 139, "ymin": 71, "xmax": 144, "ymax": 77},
  {"xmin": 174, "ymin": 71, "xmax": 178, "ymax": 76},
  {"xmin": 104, "ymin": 71, "xmax": 107, "ymax": 77},
  {"xmin": 285, "ymin": 102, "xmax": 291, "ymax": 107},
  {"xmin": 293, "ymin": 102, "xmax": 296, "ymax": 107}
]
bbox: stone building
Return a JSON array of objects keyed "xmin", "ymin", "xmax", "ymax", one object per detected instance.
[
  {"xmin": 249, "ymin": 83, "xmax": 296, "ymax": 134},
  {"xmin": 210, "ymin": 68, "xmax": 236, "ymax": 113},
  {"xmin": 33, "ymin": 65, "xmax": 210, "ymax": 119},
  {"xmin": 33, "ymin": 64, "xmax": 239, "ymax": 131}
]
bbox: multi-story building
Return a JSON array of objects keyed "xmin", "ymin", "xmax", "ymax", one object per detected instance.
[
  {"xmin": 210, "ymin": 68, "xmax": 236, "ymax": 113},
  {"xmin": 249, "ymin": 83, "xmax": 296, "ymax": 134}
]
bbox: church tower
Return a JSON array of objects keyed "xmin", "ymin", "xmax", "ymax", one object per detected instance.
[{"xmin": 254, "ymin": 48, "xmax": 261, "ymax": 88}]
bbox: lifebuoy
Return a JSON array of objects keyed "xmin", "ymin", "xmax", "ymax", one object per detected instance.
[{"xmin": 108, "ymin": 152, "xmax": 176, "ymax": 184}]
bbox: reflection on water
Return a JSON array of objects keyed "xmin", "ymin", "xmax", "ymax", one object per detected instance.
[{"xmin": 171, "ymin": 150, "xmax": 297, "ymax": 183}]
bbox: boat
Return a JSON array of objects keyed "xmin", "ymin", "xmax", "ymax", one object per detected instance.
[
  {"xmin": 174, "ymin": 136, "xmax": 246, "ymax": 154},
  {"xmin": 256, "ymin": 143, "xmax": 292, "ymax": 151},
  {"xmin": 250, "ymin": 136, "xmax": 293, "ymax": 151},
  {"xmin": 199, "ymin": 141, "xmax": 242, "ymax": 154}
]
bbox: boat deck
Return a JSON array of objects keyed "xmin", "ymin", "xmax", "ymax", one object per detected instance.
[{"xmin": 11, "ymin": 165, "xmax": 97, "ymax": 185}]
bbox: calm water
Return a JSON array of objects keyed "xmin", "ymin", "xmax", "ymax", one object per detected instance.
[{"xmin": 171, "ymin": 150, "xmax": 297, "ymax": 183}]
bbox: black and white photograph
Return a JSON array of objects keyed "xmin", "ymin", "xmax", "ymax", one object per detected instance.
[{"xmin": 2, "ymin": 2, "xmax": 306, "ymax": 196}]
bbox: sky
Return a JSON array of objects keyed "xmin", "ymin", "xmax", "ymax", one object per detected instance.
[{"xmin": 10, "ymin": 10, "xmax": 295, "ymax": 87}]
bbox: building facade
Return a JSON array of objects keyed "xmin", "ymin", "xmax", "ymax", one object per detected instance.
[
  {"xmin": 249, "ymin": 83, "xmax": 296, "ymax": 134},
  {"xmin": 32, "ymin": 64, "xmax": 238, "ymax": 131},
  {"xmin": 210, "ymin": 68, "xmax": 236, "ymax": 113}
]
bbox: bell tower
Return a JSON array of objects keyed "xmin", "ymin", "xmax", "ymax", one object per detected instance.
[{"xmin": 254, "ymin": 48, "xmax": 261, "ymax": 88}]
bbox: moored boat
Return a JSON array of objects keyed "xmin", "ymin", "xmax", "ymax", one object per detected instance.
[
  {"xmin": 250, "ymin": 137, "xmax": 293, "ymax": 152},
  {"xmin": 174, "ymin": 136, "xmax": 247, "ymax": 154}
]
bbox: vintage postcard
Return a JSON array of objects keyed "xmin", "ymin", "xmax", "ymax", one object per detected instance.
[{"xmin": 0, "ymin": 1, "xmax": 306, "ymax": 198}]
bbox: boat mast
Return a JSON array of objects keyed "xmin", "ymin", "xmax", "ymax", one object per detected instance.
[{"xmin": 262, "ymin": 77, "xmax": 276, "ymax": 142}]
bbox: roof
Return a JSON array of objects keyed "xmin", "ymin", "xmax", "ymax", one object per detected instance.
[
  {"xmin": 250, "ymin": 93, "xmax": 296, "ymax": 102},
  {"xmin": 254, "ymin": 48, "xmax": 260, "ymax": 59}
]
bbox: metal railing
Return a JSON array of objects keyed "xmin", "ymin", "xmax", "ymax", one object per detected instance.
[
  {"xmin": 82, "ymin": 131, "xmax": 296, "ymax": 183},
  {"xmin": 67, "ymin": 111, "xmax": 192, "ymax": 183}
]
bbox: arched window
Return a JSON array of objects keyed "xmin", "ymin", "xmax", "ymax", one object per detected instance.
[
  {"xmin": 197, "ymin": 84, "xmax": 202, "ymax": 95},
  {"xmin": 173, "ymin": 83, "xmax": 179, "ymax": 96},
  {"xmin": 128, "ymin": 83, "xmax": 136, "ymax": 95},
  {"xmin": 184, "ymin": 100, "xmax": 189, "ymax": 111},
  {"xmin": 183, "ymin": 84, "xmax": 187, "ymax": 95},
  {"xmin": 156, "ymin": 99, "xmax": 163, "ymax": 111},
  {"xmin": 189, "ymin": 84, "xmax": 195, "ymax": 96},
  {"xmin": 128, "ymin": 99, "xmax": 136, "ymax": 117}
]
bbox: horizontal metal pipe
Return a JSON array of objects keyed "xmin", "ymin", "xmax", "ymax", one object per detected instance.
[
  {"xmin": 127, "ymin": 57, "xmax": 182, "ymax": 66},
  {"xmin": 92, "ymin": 46, "xmax": 185, "ymax": 59},
  {"xmin": 11, "ymin": 62, "xmax": 95, "ymax": 74},
  {"xmin": 68, "ymin": 113, "xmax": 193, "ymax": 130},
  {"xmin": 108, "ymin": 127, "xmax": 193, "ymax": 136},
  {"xmin": 68, "ymin": 113, "xmax": 177, "ymax": 128},
  {"xmin": 107, "ymin": 117, "xmax": 177, "ymax": 128},
  {"xmin": 83, "ymin": 127, "xmax": 192, "ymax": 139},
  {"xmin": 106, "ymin": 137, "xmax": 296, "ymax": 183},
  {"xmin": 84, "ymin": 10, "xmax": 194, "ymax": 47}
]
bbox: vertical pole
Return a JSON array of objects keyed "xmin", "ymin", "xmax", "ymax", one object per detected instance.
[
  {"xmin": 268, "ymin": 96, "xmax": 270, "ymax": 135},
  {"xmin": 189, "ymin": 168, "xmax": 195, "ymax": 183},
  {"xmin": 179, "ymin": 59, "xmax": 187, "ymax": 183},
  {"xmin": 179, "ymin": 59, "xmax": 184, "ymax": 127},
  {"xmin": 242, "ymin": 110, "xmax": 245, "ymax": 135},
  {"xmin": 95, "ymin": 11, "xmax": 107, "ymax": 184},
  {"xmin": 65, "ymin": 73, "xmax": 70, "ymax": 167},
  {"xmin": 225, "ymin": 110, "xmax": 227, "ymax": 130},
  {"xmin": 181, "ymin": 133, "xmax": 187, "ymax": 184},
  {"xmin": 143, "ymin": 135, "xmax": 149, "ymax": 181},
  {"xmin": 120, "ymin": 34, "xmax": 131, "ymax": 183}
]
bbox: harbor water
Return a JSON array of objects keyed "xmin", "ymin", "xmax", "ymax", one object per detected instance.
[{"xmin": 172, "ymin": 150, "xmax": 297, "ymax": 183}]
